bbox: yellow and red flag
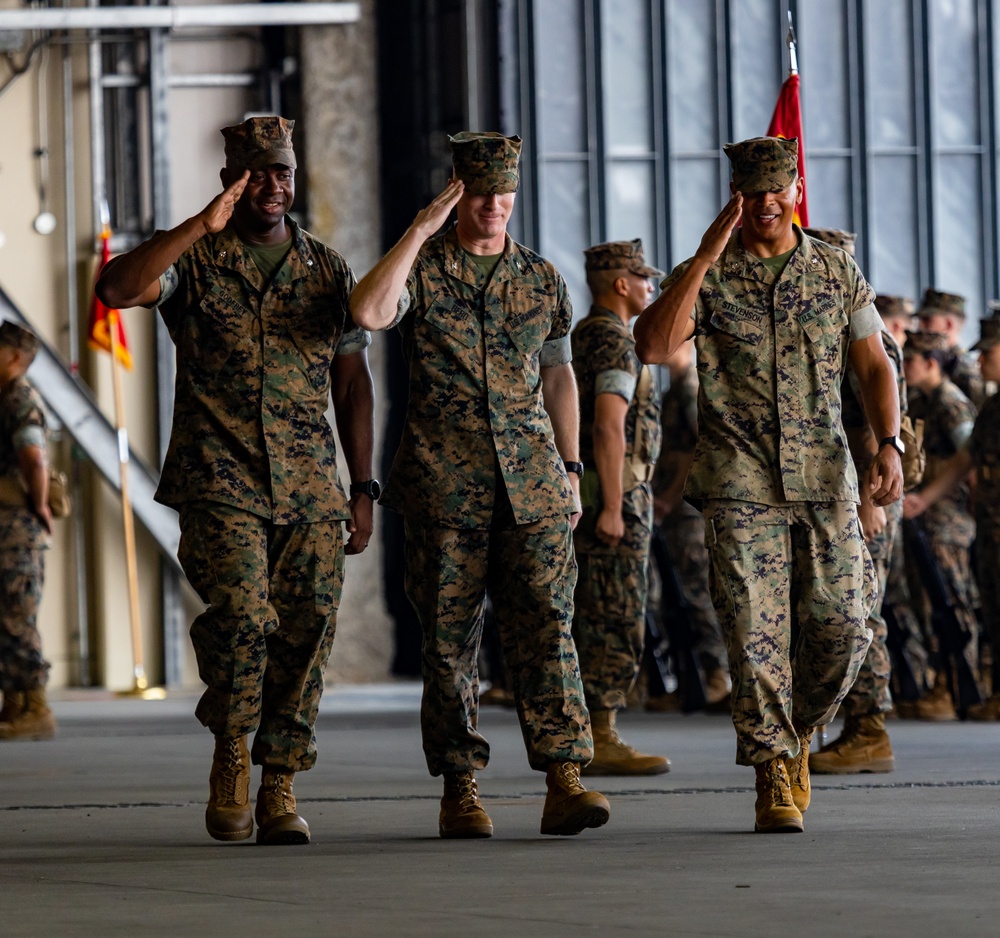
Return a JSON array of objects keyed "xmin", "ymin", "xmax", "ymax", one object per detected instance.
[
  {"xmin": 766, "ymin": 72, "xmax": 809, "ymax": 227},
  {"xmin": 88, "ymin": 228, "xmax": 133, "ymax": 370}
]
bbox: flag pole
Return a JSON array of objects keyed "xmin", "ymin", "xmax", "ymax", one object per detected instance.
[
  {"xmin": 786, "ymin": 10, "xmax": 798, "ymax": 75},
  {"xmin": 97, "ymin": 215, "xmax": 166, "ymax": 701}
]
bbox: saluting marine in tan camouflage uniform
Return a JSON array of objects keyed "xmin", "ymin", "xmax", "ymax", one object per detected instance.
[
  {"xmin": 351, "ymin": 132, "xmax": 610, "ymax": 839},
  {"xmin": 97, "ymin": 116, "xmax": 376, "ymax": 846},
  {"xmin": 571, "ymin": 239, "xmax": 669, "ymax": 775},
  {"xmin": 0, "ymin": 322, "xmax": 56, "ymax": 742},
  {"xmin": 634, "ymin": 136, "xmax": 902, "ymax": 834}
]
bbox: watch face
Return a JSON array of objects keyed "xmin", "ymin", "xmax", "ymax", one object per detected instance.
[{"xmin": 369, "ymin": 480, "xmax": 381, "ymax": 499}]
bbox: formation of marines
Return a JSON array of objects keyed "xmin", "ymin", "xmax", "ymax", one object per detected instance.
[{"xmin": 2, "ymin": 117, "xmax": 996, "ymax": 843}]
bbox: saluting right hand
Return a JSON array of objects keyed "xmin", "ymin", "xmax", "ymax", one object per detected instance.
[
  {"xmin": 200, "ymin": 170, "xmax": 250, "ymax": 234},
  {"xmin": 694, "ymin": 192, "xmax": 743, "ymax": 266},
  {"xmin": 410, "ymin": 177, "xmax": 465, "ymax": 239}
]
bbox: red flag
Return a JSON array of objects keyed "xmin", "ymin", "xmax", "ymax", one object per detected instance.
[
  {"xmin": 766, "ymin": 73, "xmax": 809, "ymax": 227},
  {"xmin": 89, "ymin": 230, "xmax": 133, "ymax": 370}
]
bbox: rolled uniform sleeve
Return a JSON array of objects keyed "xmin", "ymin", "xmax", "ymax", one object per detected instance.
[{"xmin": 539, "ymin": 275, "xmax": 574, "ymax": 367}]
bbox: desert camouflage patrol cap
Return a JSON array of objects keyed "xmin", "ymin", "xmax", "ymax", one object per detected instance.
[
  {"xmin": 221, "ymin": 115, "xmax": 297, "ymax": 172},
  {"xmin": 723, "ymin": 136, "xmax": 798, "ymax": 194},
  {"xmin": 874, "ymin": 295, "xmax": 916, "ymax": 321},
  {"xmin": 584, "ymin": 238, "xmax": 665, "ymax": 278},
  {"xmin": 803, "ymin": 227, "xmax": 856, "ymax": 256},
  {"xmin": 918, "ymin": 287, "xmax": 965, "ymax": 320},
  {"xmin": 0, "ymin": 320, "xmax": 40, "ymax": 354},
  {"xmin": 972, "ymin": 304, "xmax": 1000, "ymax": 350},
  {"xmin": 905, "ymin": 330, "xmax": 952, "ymax": 356},
  {"xmin": 449, "ymin": 132, "xmax": 521, "ymax": 195}
]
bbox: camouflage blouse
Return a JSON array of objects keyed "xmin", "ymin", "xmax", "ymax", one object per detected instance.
[
  {"xmin": 382, "ymin": 225, "xmax": 575, "ymax": 527},
  {"xmin": 0, "ymin": 375, "xmax": 49, "ymax": 549},
  {"xmin": 661, "ymin": 227, "xmax": 880, "ymax": 506},
  {"xmin": 155, "ymin": 219, "xmax": 368, "ymax": 523}
]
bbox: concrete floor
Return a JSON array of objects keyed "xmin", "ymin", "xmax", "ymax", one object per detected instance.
[{"xmin": 1, "ymin": 683, "xmax": 998, "ymax": 937}]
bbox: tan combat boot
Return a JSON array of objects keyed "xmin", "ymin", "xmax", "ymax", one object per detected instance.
[
  {"xmin": 205, "ymin": 735, "xmax": 253, "ymax": 842},
  {"xmin": 753, "ymin": 758, "xmax": 803, "ymax": 833},
  {"xmin": 783, "ymin": 725, "xmax": 814, "ymax": 812},
  {"xmin": 0, "ymin": 688, "xmax": 56, "ymax": 741},
  {"xmin": 439, "ymin": 772, "xmax": 494, "ymax": 838},
  {"xmin": 256, "ymin": 768, "xmax": 310, "ymax": 845},
  {"xmin": 914, "ymin": 675, "xmax": 957, "ymax": 721},
  {"xmin": 967, "ymin": 693, "xmax": 1000, "ymax": 722},
  {"xmin": 703, "ymin": 668, "xmax": 733, "ymax": 711},
  {"xmin": 809, "ymin": 714, "xmax": 895, "ymax": 774},
  {"xmin": 582, "ymin": 709, "xmax": 670, "ymax": 776},
  {"xmin": 540, "ymin": 762, "xmax": 610, "ymax": 836}
]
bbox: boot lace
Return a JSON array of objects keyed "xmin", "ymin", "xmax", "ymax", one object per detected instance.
[
  {"xmin": 445, "ymin": 773, "xmax": 481, "ymax": 812},
  {"xmin": 760, "ymin": 759, "xmax": 793, "ymax": 807},
  {"xmin": 552, "ymin": 762, "xmax": 584, "ymax": 794},
  {"xmin": 212, "ymin": 740, "xmax": 246, "ymax": 804},
  {"xmin": 261, "ymin": 772, "xmax": 296, "ymax": 816}
]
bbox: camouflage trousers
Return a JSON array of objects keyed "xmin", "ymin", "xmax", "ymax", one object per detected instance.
[
  {"xmin": 0, "ymin": 548, "xmax": 49, "ymax": 692},
  {"xmin": 404, "ymin": 511, "xmax": 591, "ymax": 775},
  {"xmin": 572, "ymin": 504, "xmax": 651, "ymax": 712},
  {"xmin": 660, "ymin": 505, "xmax": 728, "ymax": 672},
  {"xmin": 920, "ymin": 531, "xmax": 980, "ymax": 677},
  {"xmin": 703, "ymin": 500, "xmax": 875, "ymax": 765},
  {"xmin": 883, "ymin": 520, "xmax": 931, "ymax": 693},
  {"xmin": 178, "ymin": 502, "xmax": 344, "ymax": 772},
  {"xmin": 840, "ymin": 499, "xmax": 901, "ymax": 717}
]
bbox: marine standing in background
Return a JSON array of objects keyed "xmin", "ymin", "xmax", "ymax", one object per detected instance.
[
  {"xmin": 901, "ymin": 330, "xmax": 980, "ymax": 720},
  {"xmin": 0, "ymin": 322, "xmax": 56, "ymax": 742},
  {"xmin": 571, "ymin": 239, "xmax": 669, "ymax": 776},
  {"xmin": 904, "ymin": 310, "xmax": 1000, "ymax": 719},
  {"xmin": 350, "ymin": 132, "xmax": 610, "ymax": 839},
  {"xmin": 915, "ymin": 289, "xmax": 986, "ymax": 411},
  {"xmin": 799, "ymin": 229, "xmax": 900, "ymax": 775},
  {"xmin": 96, "ymin": 116, "xmax": 376, "ymax": 845},
  {"xmin": 633, "ymin": 136, "xmax": 902, "ymax": 833}
]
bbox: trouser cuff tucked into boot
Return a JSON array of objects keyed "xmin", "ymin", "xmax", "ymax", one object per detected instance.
[
  {"xmin": 439, "ymin": 772, "xmax": 493, "ymax": 838},
  {"xmin": 0, "ymin": 688, "xmax": 57, "ymax": 741},
  {"xmin": 256, "ymin": 768, "xmax": 310, "ymax": 845},
  {"xmin": 206, "ymin": 735, "xmax": 252, "ymax": 842},
  {"xmin": 540, "ymin": 762, "xmax": 610, "ymax": 836}
]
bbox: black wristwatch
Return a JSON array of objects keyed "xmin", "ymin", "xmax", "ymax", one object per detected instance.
[
  {"xmin": 564, "ymin": 461, "xmax": 585, "ymax": 479},
  {"xmin": 350, "ymin": 479, "xmax": 381, "ymax": 499},
  {"xmin": 878, "ymin": 436, "xmax": 905, "ymax": 457}
]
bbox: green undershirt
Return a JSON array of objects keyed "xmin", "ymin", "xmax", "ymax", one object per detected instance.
[{"xmin": 243, "ymin": 236, "xmax": 293, "ymax": 285}]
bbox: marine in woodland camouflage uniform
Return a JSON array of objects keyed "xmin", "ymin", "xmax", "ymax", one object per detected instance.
[
  {"xmin": 902, "ymin": 330, "xmax": 980, "ymax": 718},
  {"xmin": 351, "ymin": 131, "xmax": 610, "ymax": 839},
  {"xmin": 915, "ymin": 289, "xmax": 986, "ymax": 412},
  {"xmin": 633, "ymin": 136, "xmax": 903, "ymax": 833},
  {"xmin": 0, "ymin": 322, "xmax": 56, "ymax": 740},
  {"xmin": 651, "ymin": 342, "xmax": 730, "ymax": 702},
  {"xmin": 570, "ymin": 239, "xmax": 669, "ymax": 774},
  {"xmin": 96, "ymin": 116, "xmax": 375, "ymax": 845}
]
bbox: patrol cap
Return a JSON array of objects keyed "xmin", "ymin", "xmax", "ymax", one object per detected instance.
[
  {"xmin": 221, "ymin": 115, "xmax": 297, "ymax": 172},
  {"xmin": 723, "ymin": 136, "xmax": 798, "ymax": 194},
  {"xmin": 917, "ymin": 287, "xmax": 965, "ymax": 320},
  {"xmin": 584, "ymin": 238, "xmax": 665, "ymax": 278},
  {"xmin": 874, "ymin": 294, "xmax": 916, "ymax": 321},
  {"xmin": 0, "ymin": 320, "xmax": 40, "ymax": 354},
  {"xmin": 971, "ymin": 305, "xmax": 1000, "ymax": 351},
  {"xmin": 905, "ymin": 330, "xmax": 951, "ymax": 357},
  {"xmin": 449, "ymin": 132, "xmax": 521, "ymax": 195},
  {"xmin": 803, "ymin": 227, "xmax": 856, "ymax": 256}
]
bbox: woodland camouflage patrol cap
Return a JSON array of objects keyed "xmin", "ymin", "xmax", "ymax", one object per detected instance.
[
  {"xmin": 972, "ymin": 304, "xmax": 1000, "ymax": 350},
  {"xmin": 584, "ymin": 238, "xmax": 665, "ymax": 278},
  {"xmin": 724, "ymin": 136, "xmax": 798, "ymax": 194},
  {"xmin": 918, "ymin": 287, "xmax": 966, "ymax": 320},
  {"xmin": 221, "ymin": 115, "xmax": 297, "ymax": 172},
  {"xmin": 803, "ymin": 227, "xmax": 856, "ymax": 256},
  {"xmin": 905, "ymin": 330, "xmax": 952, "ymax": 356},
  {"xmin": 0, "ymin": 320, "xmax": 40, "ymax": 354},
  {"xmin": 449, "ymin": 132, "xmax": 521, "ymax": 195},
  {"xmin": 874, "ymin": 295, "xmax": 916, "ymax": 321}
]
